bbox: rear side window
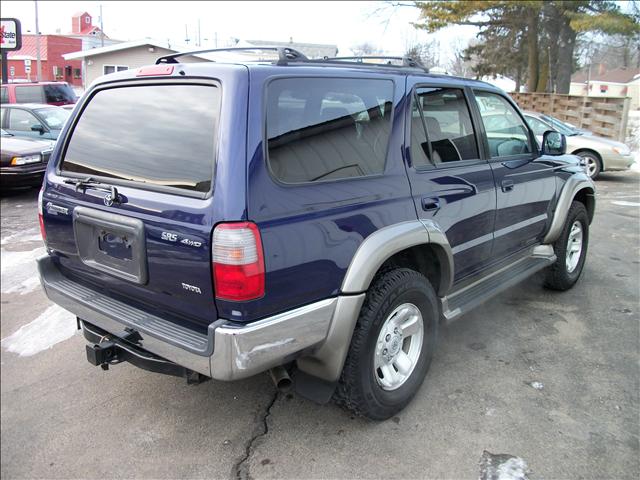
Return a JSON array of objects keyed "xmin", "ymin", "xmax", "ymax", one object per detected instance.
[
  {"xmin": 15, "ymin": 86, "xmax": 45, "ymax": 103},
  {"xmin": 411, "ymin": 87, "xmax": 479, "ymax": 166},
  {"xmin": 266, "ymin": 78, "xmax": 394, "ymax": 183},
  {"xmin": 61, "ymin": 84, "xmax": 220, "ymax": 194},
  {"xmin": 0, "ymin": 87, "xmax": 7, "ymax": 103},
  {"xmin": 43, "ymin": 84, "xmax": 76, "ymax": 103}
]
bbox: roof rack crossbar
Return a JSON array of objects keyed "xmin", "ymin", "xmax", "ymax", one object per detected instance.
[
  {"xmin": 156, "ymin": 46, "xmax": 309, "ymax": 65},
  {"xmin": 300, "ymin": 55, "xmax": 429, "ymax": 72}
]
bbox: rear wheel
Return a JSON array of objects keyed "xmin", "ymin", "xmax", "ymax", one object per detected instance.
[
  {"xmin": 545, "ymin": 201, "xmax": 589, "ymax": 291},
  {"xmin": 577, "ymin": 151, "xmax": 601, "ymax": 179},
  {"xmin": 333, "ymin": 268, "xmax": 438, "ymax": 420}
]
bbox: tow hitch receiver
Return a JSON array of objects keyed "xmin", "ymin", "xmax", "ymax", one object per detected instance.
[
  {"xmin": 86, "ymin": 341, "xmax": 118, "ymax": 370},
  {"xmin": 81, "ymin": 320, "xmax": 208, "ymax": 384}
]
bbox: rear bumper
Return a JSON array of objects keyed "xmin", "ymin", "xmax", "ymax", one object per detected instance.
[
  {"xmin": 37, "ymin": 255, "xmax": 339, "ymax": 380},
  {"xmin": 601, "ymin": 152, "xmax": 635, "ymax": 172}
]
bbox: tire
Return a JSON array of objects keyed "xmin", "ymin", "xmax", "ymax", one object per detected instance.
[
  {"xmin": 333, "ymin": 268, "xmax": 438, "ymax": 420},
  {"xmin": 544, "ymin": 201, "xmax": 589, "ymax": 291},
  {"xmin": 577, "ymin": 151, "xmax": 601, "ymax": 179}
]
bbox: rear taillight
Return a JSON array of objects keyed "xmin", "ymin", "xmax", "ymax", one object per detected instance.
[
  {"xmin": 37, "ymin": 187, "xmax": 46, "ymax": 242},
  {"xmin": 212, "ymin": 222, "xmax": 265, "ymax": 301}
]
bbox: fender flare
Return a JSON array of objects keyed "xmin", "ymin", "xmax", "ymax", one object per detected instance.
[
  {"xmin": 297, "ymin": 220, "xmax": 454, "ymax": 384},
  {"xmin": 340, "ymin": 219, "xmax": 454, "ymax": 296},
  {"xmin": 544, "ymin": 173, "xmax": 596, "ymax": 244}
]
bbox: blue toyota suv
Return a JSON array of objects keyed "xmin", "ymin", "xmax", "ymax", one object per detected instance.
[{"xmin": 37, "ymin": 48, "xmax": 595, "ymax": 420}]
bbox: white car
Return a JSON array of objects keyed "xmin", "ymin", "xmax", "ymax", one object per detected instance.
[{"xmin": 524, "ymin": 111, "xmax": 633, "ymax": 179}]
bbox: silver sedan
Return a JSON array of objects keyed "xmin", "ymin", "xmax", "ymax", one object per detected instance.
[{"xmin": 524, "ymin": 111, "xmax": 634, "ymax": 179}]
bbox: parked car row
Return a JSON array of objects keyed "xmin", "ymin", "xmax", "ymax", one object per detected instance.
[
  {"xmin": 0, "ymin": 129, "xmax": 54, "ymax": 188},
  {"xmin": 1, "ymin": 87, "xmax": 72, "ymax": 190}
]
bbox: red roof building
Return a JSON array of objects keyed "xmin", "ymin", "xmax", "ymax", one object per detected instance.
[
  {"xmin": 70, "ymin": 11, "xmax": 106, "ymax": 38},
  {"xmin": 2, "ymin": 12, "xmax": 111, "ymax": 87},
  {"xmin": 5, "ymin": 35, "xmax": 83, "ymax": 86}
]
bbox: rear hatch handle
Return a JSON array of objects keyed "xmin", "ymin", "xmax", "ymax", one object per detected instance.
[{"xmin": 63, "ymin": 177, "xmax": 123, "ymax": 205}]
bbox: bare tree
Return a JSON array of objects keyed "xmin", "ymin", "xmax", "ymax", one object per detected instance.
[
  {"xmin": 447, "ymin": 39, "xmax": 476, "ymax": 78},
  {"xmin": 351, "ymin": 42, "xmax": 383, "ymax": 56},
  {"xmin": 405, "ymin": 39, "xmax": 439, "ymax": 69}
]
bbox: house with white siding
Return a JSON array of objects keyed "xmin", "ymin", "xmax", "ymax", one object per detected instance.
[{"xmin": 62, "ymin": 39, "xmax": 207, "ymax": 89}]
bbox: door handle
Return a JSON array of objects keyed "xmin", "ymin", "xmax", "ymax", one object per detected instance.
[
  {"xmin": 421, "ymin": 197, "xmax": 440, "ymax": 211},
  {"xmin": 501, "ymin": 179, "xmax": 514, "ymax": 192}
]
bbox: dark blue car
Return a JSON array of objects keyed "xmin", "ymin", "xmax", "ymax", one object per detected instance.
[{"xmin": 37, "ymin": 48, "xmax": 595, "ymax": 420}]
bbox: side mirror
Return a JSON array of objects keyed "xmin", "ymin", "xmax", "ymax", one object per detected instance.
[
  {"xmin": 31, "ymin": 124, "xmax": 46, "ymax": 134},
  {"xmin": 542, "ymin": 130, "xmax": 566, "ymax": 156}
]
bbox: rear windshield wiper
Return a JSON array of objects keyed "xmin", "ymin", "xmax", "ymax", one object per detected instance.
[{"xmin": 63, "ymin": 177, "xmax": 122, "ymax": 204}]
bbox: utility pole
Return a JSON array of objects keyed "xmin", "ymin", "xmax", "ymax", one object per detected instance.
[
  {"xmin": 34, "ymin": 0, "xmax": 42, "ymax": 82},
  {"xmin": 100, "ymin": 4, "xmax": 104, "ymax": 47},
  {"xmin": 197, "ymin": 19, "xmax": 201, "ymax": 47},
  {"xmin": 185, "ymin": 24, "xmax": 190, "ymax": 45}
]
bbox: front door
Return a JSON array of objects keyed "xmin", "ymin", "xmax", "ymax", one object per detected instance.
[
  {"xmin": 404, "ymin": 81, "xmax": 496, "ymax": 282},
  {"xmin": 471, "ymin": 90, "xmax": 557, "ymax": 260},
  {"xmin": 6, "ymin": 108, "xmax": 48, "ymax": 140}
]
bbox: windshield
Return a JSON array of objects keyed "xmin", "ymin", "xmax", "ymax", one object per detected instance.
[
  {"xmin": 539, "ymin": 114, "xmax": 579, "ymax": 136},
  {"xmin": 61, "ymin": 83, "xmax": 220, "ymax": 194},
  {"xmin": 36, "ymin": 107, "xmax": 70, "ymax": 130},
  {"xmin": 43, "ymin": 84, "xmax": 77, "ymax": 104}
]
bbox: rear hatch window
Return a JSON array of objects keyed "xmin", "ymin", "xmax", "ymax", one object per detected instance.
[{"xmin": 61, "ymin": 83, "xmax": 220, "ymax": 194}]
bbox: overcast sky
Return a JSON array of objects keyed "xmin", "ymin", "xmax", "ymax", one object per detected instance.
[{"xmin": 2, "ymin": 0, "xmax": 476, "ymax": 62}]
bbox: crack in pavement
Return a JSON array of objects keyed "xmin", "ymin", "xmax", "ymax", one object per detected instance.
[{"xmin": 232, "ymin": 389, "xmax": 279, "ymax": 480}]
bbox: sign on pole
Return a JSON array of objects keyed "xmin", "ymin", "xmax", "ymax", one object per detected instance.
[
  {"xmin": 1, "ymin": 18, "xmax": 22, "ymax": 51},
  {"xmin": 1, "ymin": 18, "xmax": 22, "ymax": 84}
]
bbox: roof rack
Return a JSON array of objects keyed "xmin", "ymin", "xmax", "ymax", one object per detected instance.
[
  {"xmin": 303, "ymin": 55, "xmax": 429, "ymax": 73},
  {"xmin": 156, "ymin": 47, "xmax": 429, "ymax": 73},
  {"xmin": 156, "ymin": 46, "xmax": 308, "ymax": 65}
]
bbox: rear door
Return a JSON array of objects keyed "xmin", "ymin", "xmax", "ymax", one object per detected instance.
[
  {"xmin": 471, "ymin": 90, "xmax": 557, "ymax": 260},
  {"xmin": 404, "ymin": 80, "xmax": 496, "ymax": 282},
  {"xmin": 42, "ymin": 70, "xmax": 248, "ymax": 330}
]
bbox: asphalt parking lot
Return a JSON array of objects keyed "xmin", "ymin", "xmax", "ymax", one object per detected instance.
[{"xmin": 1, "ymin": 171, "xmax": 639, "ymax": 480}]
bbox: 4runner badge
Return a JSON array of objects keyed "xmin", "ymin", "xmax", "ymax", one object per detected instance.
[{"xmin": 45, "ymin": 202, "xmax": 69, "ymax": 216}]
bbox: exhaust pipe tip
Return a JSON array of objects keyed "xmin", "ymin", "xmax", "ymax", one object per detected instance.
[{"xmin": 269, "ymin": 366, "xmax": 292, "ymax": 392}]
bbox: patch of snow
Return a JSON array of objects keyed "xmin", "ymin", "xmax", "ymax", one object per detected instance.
[
  {"xmin": 3, "ymin": 275, "xmax": 41, "ymax": 295},
  {"xmin": 1, "ymin": 305, "xmax": 77, "ymax": 356},
  {"xmin": 496, "ymin": 457, "xmax": 529, "ymax": 480},
  {"xmin": 1, "ymin": 229, "xmax": 42, "ymax": 245},
  {"xmin": 0, "ymin": 246, "xmax": 46, "ymax": 295},
  {"xmin": 529, "ymin": 381, "xmax": 544, "ymax": 390},
  {"xmin": 612, "ymin": 200, "xmax": 640, "ymax": 207},
  {"xmin": 479, "ymin": 451, "xmax": 530, "ymax": 480}
]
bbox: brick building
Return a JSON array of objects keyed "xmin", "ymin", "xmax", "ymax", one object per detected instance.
[
  {"xmin": 2, "ymin": 12, "xmax": 112, "ymax": 87},
  {"xmin": 6, "ymin": 35, "xmax": 83, "ymax": 86}
]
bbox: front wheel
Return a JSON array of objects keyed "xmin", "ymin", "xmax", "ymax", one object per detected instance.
[
  {"xmin": 545, "ymin": 201, "xmax": 589, "ymax": 291},
  {"xmin": 333, "ymin": 268, "xmax": 438, "ymax": 420},
  {"xmin": 577, "ymin": 151, "xmax": 601, "ymax": 179}
]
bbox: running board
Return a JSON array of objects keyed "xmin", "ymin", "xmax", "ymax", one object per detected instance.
[{"xmin": 441, "ymin": 246, "xmax": 556, "ymax": 323}]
